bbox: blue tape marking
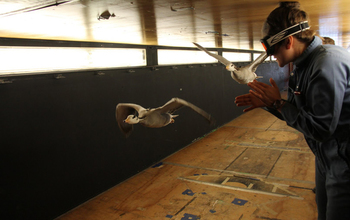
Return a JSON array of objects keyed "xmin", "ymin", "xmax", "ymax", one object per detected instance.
[
  {"xmin": 210, "ymin": 209, "xmax": 216, "ymax": 213},
  {"xmin": 152, "ymin": 162, "xmax": 163, "ymax": 168},
  {"xmin": 201, "ymin": 192, "xmax": 207, "ymax": 195},
  {"xmin": 182, "ymin": 189, "xmax": 195, "ymax": 196},
  {"xmin": 232, "ymin": 198, "xmax": 248, "ymax": 206},
  {"xmin": 166, "ymin": 214, "xmax": 173, "ymax": 218},
  {"xmin": 181, "ymin": 213, "xmax": 200, "ymax": 220},
  {"xmin": 194, "ymin": 174, "xmax": 199, "ymax": 176},
  {"xmin": 202, "ymin": 173, "xmax": 208, "ymax": 175}
]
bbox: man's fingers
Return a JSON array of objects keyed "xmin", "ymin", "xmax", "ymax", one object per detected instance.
[
  {"xmin": 251, "ymin": 85, "xmax": 265, "ymax": 95},
  {"xmin": 249, "ymin": 80, "xmax": 269, "ymax": 88},
  {"xmin": 269, "ymin": 78, "xmax": 278, "ymax": 88},
  {"xmin": 235, "ymin": 95, "xmax": 251, "ymax": 103},
  {"xmin": 249, "ymin": 89, "xmax": 263, "ymax": 99},
  {"xmin": 236, "ymin": 102, "xmax": 249, "ymax": 107},
  {"xmin": 248, "ymin": 82, "xmax": 267, "ymax": 95}
]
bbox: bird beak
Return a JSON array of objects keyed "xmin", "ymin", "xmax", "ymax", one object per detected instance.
[{"xmin": 226, "ymin": 65, "xmax": 235, "ymax": 71}]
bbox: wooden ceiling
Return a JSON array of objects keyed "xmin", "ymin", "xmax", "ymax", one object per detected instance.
[{"xmin": 0, "ymin": 0, "xmax": 349, "ymax": 51}]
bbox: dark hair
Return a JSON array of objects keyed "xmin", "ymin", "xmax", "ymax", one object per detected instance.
[{"xmin": 262, "ymin": 1, "xmax": 315, "ymax": 44}]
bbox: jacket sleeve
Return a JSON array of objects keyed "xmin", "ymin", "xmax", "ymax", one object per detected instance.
[
  {"xmin": 263, "ymin": 107, "xmax": 284, "ymax": 120},
  {"xmin": 280, "ymin": 52, "xmax": 349, "ymax": 142}
]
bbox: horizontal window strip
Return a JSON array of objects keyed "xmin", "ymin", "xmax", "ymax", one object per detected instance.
[{"xmin": 0, "ymin": 47, "xmax": 146, "ymax": 75}]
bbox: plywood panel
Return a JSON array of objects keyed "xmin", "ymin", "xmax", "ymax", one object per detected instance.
[
  {"xmin": 225, "ymin": 108, "xmax": 278, "ymax": 129},
  {"xmin": 225, "ymin": 147, "xmax": 282, "ymax": 175},
  {"xmin": 224, "ymin": 128, "xmax": 309, "ymax": 152},
  {"xmin": 164, "ymin": 127, "xmax": 246, "ymax": 170},
  {"xmin": 58, "ymin": 163, "xmax": 317, "ymax": 220},
  {"xmin": 269, "ymin": 151, "xmax": 315, "ymax": 182}
]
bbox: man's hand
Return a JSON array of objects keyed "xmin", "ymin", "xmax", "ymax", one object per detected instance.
[
  {"xmin": 247, "ymin": 78, "xmax": 281, "ymax": 107},
  {"xmin": 235, "ymin": 93, "xmax": 266, "ymax": 112}
]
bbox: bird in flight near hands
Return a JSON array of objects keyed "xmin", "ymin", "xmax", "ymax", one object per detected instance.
[{"xmin": 193, "ymin": 42, "xmax": 268, "ymax": 84}]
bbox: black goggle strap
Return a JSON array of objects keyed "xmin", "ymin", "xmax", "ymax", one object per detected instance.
[{"xmin": 261, "ymin": 21, "xmax": 310, "ymax": 53}]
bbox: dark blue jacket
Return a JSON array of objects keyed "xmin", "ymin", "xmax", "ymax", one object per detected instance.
[{"xmin": 268, "ymin": 36, "xmax": 350, "ymax": 152}]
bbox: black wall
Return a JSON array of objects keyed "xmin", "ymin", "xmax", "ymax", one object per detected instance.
[{"xmin": 0, "ymin": 62, "xmax": 288, "ymax": 219}]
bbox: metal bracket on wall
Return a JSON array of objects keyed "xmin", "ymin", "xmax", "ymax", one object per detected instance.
[
  {"xmin": 95, "ymin": 71, "xmax": 105, "ymax": 76},
  {"xmin": 0, "ymin": 78, "xmax": 12, "ymax": 84},
  {"xmin": 54, "ymin": 74, "xmax": 66, "ymax": 79},
  {"xmin": 151, "ymin": 66, "xmax": 159, "ymax": 71}
]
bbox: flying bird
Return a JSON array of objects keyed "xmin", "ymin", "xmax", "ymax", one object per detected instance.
[
  {"xmin": 193, "ymin": 42, "xmax": 268, "ymax": 84},
  {"xmin": 116, "ymin": 98, "xmax": 215, "ymax": 137}
]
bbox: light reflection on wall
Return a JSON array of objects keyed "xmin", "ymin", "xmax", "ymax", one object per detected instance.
[
  {"xmin": 158, "ymin": 50, "xmax": 265, "ymax": 65},
  {"xmin": 0, "ymin": 7, "xmax": 87, "ymax": 40},
  {"xmin": 223, "ymin": 52, "xmax": 251, "ymax": 62},
  {"xmin": 0, "ymin": 2, "xmax": 23, "ymax": 14},
  {"xmin": 158, "ymin": 49, "xmax": 218, "ymax": 65},
  {"xmin": 0, "ymin": 47, "xmax": 146, "ymax": 75},
  {"xmin": 319, "ymin": 17, "xmax": 341, "ymax": 46},
  {"xmin": 253, "ymin": 53, "xmax": 262, "ymax": 60}
]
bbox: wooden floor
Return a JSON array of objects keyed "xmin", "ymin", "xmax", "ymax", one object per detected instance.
[{"xmin": 57, "ymin": 108, "xmax": 317, "ymax": 220}]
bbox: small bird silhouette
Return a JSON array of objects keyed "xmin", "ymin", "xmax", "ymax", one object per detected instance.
[
  {"xmin": 116, "ymin": 98, "xmax": 215, "ymax": 137},
  {"xmin": 98, "ymin": 10, "xmax": 116, "ymax": 20},
  {"xmin": 193, "ymin": 42, "xmax": 268, "ymax": 84}
]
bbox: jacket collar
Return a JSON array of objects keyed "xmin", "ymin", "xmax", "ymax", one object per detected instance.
[{"xmin": 294, "ymin": 36, "xmax": 322, "ymax": 67}]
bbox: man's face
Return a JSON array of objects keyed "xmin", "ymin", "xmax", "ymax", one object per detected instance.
[{"xmin": 272, "ymin": 41, "xmax": 289, "ymax": 67}]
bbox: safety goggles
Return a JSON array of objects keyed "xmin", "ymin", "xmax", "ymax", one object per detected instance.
[{"xmin": 260, "ymin": 21, "xmax": 310, "ymax": 55}]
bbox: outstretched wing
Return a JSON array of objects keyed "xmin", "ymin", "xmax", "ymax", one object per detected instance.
[
  {"xmin": 193, "ymin": 42, "xmax": 232, "ymax": 66},
  {"xmin": 115, "ymin": 103, "xmax": 145, "ymax": 138},
  {"xmin": 155, "ymin": 98, "xmax": 185, "ymax": 113},
  {"xmin": 248, "ymin": 52, "xmax": 268, "ymax": 73},
  {"xmin": 156, "ymin": 98, "xmax": 215, "ymax": 125}
]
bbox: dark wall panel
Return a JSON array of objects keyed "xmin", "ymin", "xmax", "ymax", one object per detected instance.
[{"xmin": 0, "ymin": 61, "xmax": 287, "ymax": 219}]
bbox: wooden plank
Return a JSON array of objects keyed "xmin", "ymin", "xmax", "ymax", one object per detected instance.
[
  {"xmin": 225, "ymin": 147, "xmax": 282, "ymax": 176},
  {"xmin": 58, "ymin": 163, "xmax": 317, "ymax": 220},
  {"xmin": 164, "ymin": 127, "xmax": 246, "ymax": 170},
  {"xmin": 268, "ymin": 118, "xmax": 299, "ymax": 132},
  {"xmin": 224, "ymin": 127, "xmax": 310, "ymax": 152},
  {"xmin": 179, "ymin": 174, "xmax": 302, "ymax": 199},
  {"xmin": 269, "ymin": 151, "xmax": 315, "ymax": 183},
  {"xmin": 225, "ymin": 108, "xmax": 278, "ymax": 129}
]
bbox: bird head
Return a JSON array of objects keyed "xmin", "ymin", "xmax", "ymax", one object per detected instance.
[
  {"xmin": 226, "ymin": 63, "xmax": 237, "ymax": 71},
  {"xmin": 124, "ymin": 115, "xmax": 140, "ymax": 124}
]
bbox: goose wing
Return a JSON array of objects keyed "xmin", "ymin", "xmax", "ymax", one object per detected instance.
[
  {"xmin": 193, "ymin": 42, "xmax": 231, "ymax": 66},
  {"xmin": 155, "ymin": 98, "xmax": 215, "ymax": 124},
  {"xmin": 115, "ymin": 103, "xmax": 145, "ymax": 137}
]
